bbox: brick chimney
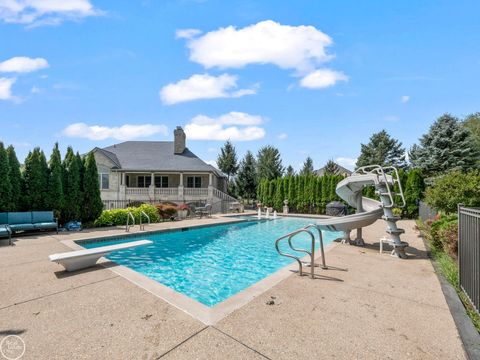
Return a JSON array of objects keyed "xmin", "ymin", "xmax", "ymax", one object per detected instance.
[{"xmin": 174, "ymin": 126, "xmax": 186, "ymax": 154}]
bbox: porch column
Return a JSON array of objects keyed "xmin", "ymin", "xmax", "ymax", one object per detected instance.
[
  {"xmin": 208, "ymin": 173, "xmax": 214, "ymax": 203},
  {"xmin": 149, "ymin": 172, "xmax": 155, "ymax": 200},
  {"xmin": 178, "ymin": 172, "xmax": 184, "ymax": 199}
]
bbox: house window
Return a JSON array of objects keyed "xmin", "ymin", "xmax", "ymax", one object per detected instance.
[
  {"xmin": 137, "ymin": 175, "xmax": 152, "ymax": 188},
  {"xmin": 99, "ymin": 173, "xmax": 109, "ymax": 190},
  {"xmin": 154, "ymin": 176, "xmax": 169, "ymax": 188},
  {"xmin": 187, "ymin": 176, "xmax": 202, "ymax": 188}
]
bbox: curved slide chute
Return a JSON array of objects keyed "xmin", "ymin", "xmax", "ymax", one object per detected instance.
[{"xmin": 314, "ymin": 165, "xmax": 408, "ymax": 258}]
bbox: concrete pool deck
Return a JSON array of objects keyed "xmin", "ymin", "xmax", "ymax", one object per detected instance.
[{"xmin": 0, "ymin": 217, "xmax": 467, "ymax": 359}]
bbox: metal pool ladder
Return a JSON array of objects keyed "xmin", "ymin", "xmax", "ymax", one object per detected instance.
[
  {"xmin": 126, "ymin": 212, "xmax": 135, "ymax": 232},
  {"xmin": 275, "ymin": 225, "xmax": 327, "ymax": 279},
  {"xmin": 139, "ymin": 210, "xmax": 150, "ymax": 231}
]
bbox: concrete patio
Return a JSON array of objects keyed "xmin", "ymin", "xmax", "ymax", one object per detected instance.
[{"xmin": 0, "ymin": 218, "xmax": 466, "ymax": 359}]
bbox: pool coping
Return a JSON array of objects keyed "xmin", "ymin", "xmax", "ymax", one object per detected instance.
[{"xmin": 60, "ymin": 217, "xmax": 339, "ymax": 325}]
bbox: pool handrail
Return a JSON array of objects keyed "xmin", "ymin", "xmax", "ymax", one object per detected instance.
[
  {"xmin": 139, "ymin": 210, "xmax": 150, "ymax": 231},
  {"xmin": 303, "ymin": 224, "xmax": 327, "ymax": 270},
  {"xmin": 126, "ymin": 211, "xmax": 135, "ymax": 232},
  {"xmin": 275, "ymin": 228, "xmax": 316, "ymax": 278}
]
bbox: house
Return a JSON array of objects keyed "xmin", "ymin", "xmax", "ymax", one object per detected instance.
[
  {"xmin": 314, "ymin": 163, "xmax": 352, "ymax": 177},
  {"xmin": 92, "ymin": 126, "xmax": 234, "ymax": 210}
]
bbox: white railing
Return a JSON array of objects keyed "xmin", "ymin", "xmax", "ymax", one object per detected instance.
[
  {"xmin": 125, "ymin": 187, "xmax": 149, "ymax": 195},
  {"xmin": 213, "ymin": 187, "xmax": 237, "ymax": 202},
  {"xmin": 154, "ymin": 187, "xmax": 178, "ymax": 196},
  {"xmin": 184, "ymin": 188, "xmax": 208, "ymax": 196}
]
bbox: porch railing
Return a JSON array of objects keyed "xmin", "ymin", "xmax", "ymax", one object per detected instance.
[
  {"xmin": 125, "ymin": 187, "xmax": 149, "ymax": 195},
  {"xmin": 184, "ymin": 188, "xmax": 208, "ymax": 196},
  {"xmin": 154, "ymin": 187, "xmax": 178, "ymax": 196}
]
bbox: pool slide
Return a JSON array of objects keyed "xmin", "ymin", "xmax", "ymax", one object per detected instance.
[{"xmin": 314, "ymin": 165, "xmax": 408, "ymax": 258}]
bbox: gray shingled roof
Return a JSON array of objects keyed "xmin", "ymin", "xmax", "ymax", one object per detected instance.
[
  {"xmin": 99, "ymin": 141, "xmax": 225, "ymax": 177},
  {"xmin": 315, "ymin": 164, "xmax": 352, "ymax": 176}
]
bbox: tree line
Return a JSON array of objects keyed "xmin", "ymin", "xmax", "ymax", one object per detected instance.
[
  {"xmin": 216, "ymin": 112, "xmax": 479, "ymax": 217},
  {"xmin": 257, "ymin": 174, "xmax": 345, "ymax": 214},
  {"xmin": 0, "ymin": 142, "xmax": 103, "ymax": 224}
]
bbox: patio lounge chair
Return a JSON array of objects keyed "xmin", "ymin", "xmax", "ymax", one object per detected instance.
[
  {"xmin": 49, "ymin": 240, "xmax": 152, "ymax": 271},
  {"xmin": 195, "ymin": 203, "xmax": 212, "ymax": 218}
]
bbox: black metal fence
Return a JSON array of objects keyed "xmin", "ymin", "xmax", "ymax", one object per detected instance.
[
  {"xmin": 419, "ymin": 201, "xmax": 437, "ymax": 222},
  {"xmin": 459, "ymin": 205, "xmax": 480, "ymax": 314}
]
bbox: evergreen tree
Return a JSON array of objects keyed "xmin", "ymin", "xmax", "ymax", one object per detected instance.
[
  {"xmin": 236, "ymin": 151, "xmax": 257, "ymax": 200},
  {"xmin": 47, "ymin": 143, "xmax": 64, "ymax": 217},
  {"xmin": 356, "ymin": 130, "xmax": 407, "ymax": 169},
  {"xmin": 299, "ymin": 157, "xmax": 314, "ymax": 176},
  {"xmin": 23, "ymin": 148, "xmax": 49, "ymax": 210},
  {"xmin": 6, "ymin": 145, "xmax": 22, "ymax": 211},
  {"xmin": 323, "ymin": 159, "xmax": 339, "ymax": 175},
  {"xmin": 463, "ymin": 112, "xmax": 480, "ymax": 152},
  {"xmin": 217, "ymin": 140, "xmax": 239, "ymax": 182},
  {"xmin": 63, "ymin": 147, "xmax": 82, "ymax": 222},
  {"xmin": 411, "ymin": 114, "xmax": 479, "ymax": 176},
  {"xmin": 257, "ymin": 146, "xmax": 284, "ymax": 180},
  {"xmin": 285, "ymin": 165, "xmax": 295, "ymax": 177},
  {"xmin": 82, "ymin": 152, "xmax": 104, "ymax": 223},
  {"xmin": 0, "ymin": 143, "xmax": 11, "ymax": 211},
  {"xmin": 296, "ymin": 176, "xmax": 305, "ymax": 212},
  {"xmin": 321, "ymin": 175, "xmax": 329, "ymax": 207},
  {"xmin": 288, "ymin": 176, "xmax": 297, "ymax": 211},
  {"xmin": 404, "ymin": 169, "xmax": 425, "ymax": 218},
  {"xmin": 274, "ymin": 178, "xmax": 284, "ymax": 211},
  {"xmin": 267, "ymin": 180, "xmax": 276, "ymax": 207}
]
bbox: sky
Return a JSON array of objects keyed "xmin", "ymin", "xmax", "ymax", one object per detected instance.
[{"xmin": 1, "ymin": 0, "xmax": 480, "ymax": 171}]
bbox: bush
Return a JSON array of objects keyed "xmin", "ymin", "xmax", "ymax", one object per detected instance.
[
  {"xmin": 94, "ymin": 204, "xmax": 159, "ymax": 227},
  {"xmin": 156, "ymin": 203, "xmax": 178, "ymax": 220},
  {"xmin": 425, "ymin": 170, "xmax": 480, "ymax": 214},
  {"xmin": 427, "ymin": 214, "xmax": 458, "ymax": 256}
]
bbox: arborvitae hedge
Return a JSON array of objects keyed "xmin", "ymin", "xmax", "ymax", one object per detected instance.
[
  {"xmin": 257, "ymin": 174, "xmax": 346, "ymax": 214},
  {"xmin": 257, "ymin": 171, "xmax": 425, "ymax": 216},
  {"xmin": 0, "ymin": 142, "xmax": 104, "ymax": 225}
]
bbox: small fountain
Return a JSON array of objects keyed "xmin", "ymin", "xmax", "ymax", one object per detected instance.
[
  {"xmin": 257, "ymin": 207, "xmax": 262, "ymax": 219},
  {"xmin": 273, "ymin": 210, "xmax": 278, "ymax": 219},
  {"xmin": 265, "ymin": 208, "xmax": 270, "ymax": 219}
]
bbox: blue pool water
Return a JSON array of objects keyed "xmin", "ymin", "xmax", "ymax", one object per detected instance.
[{"xmin": 81, "ymin": 217, "xmax": 342, "ymax": 307}]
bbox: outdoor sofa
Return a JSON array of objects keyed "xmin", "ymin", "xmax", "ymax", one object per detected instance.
[{"xmin": 0, "ymin": 211, "xmax": 58, "ymax": 236}]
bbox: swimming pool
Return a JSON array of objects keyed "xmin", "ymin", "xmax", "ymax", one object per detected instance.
[{"xmin": 80, "ymin": 217, "xmax": 341, "ymax": 307}]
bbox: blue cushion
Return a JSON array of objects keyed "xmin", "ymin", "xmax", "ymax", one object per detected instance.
[
  {"xmin": 33, "ymin": 222, "xmax": 57, "ymax": 229},
  {"xmin": 8, "ymin": 212, "xmax": 32, "ymax": 225},
  {"xmin": 9, "ymin": 223, "xmax": 35, "ymax": 231},
  {"xmin": 0, "ymin": 213, "xmax": 7, "ymax": 224},
  {"xmin": 32, "ymin": 211, "xmax": 54, "ymax": 223}
]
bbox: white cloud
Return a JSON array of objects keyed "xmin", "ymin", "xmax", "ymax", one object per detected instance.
[
  {"xmin": 184, "ymin": 112, "xmax": 266, "ymax": 141},
  {"xmin": 30, "ymin": 86, "xmax": 41, "ymax": 93},
  {"xmin": 277, "ymin": 133, "xmax": 288, "ymax": 140},
  {"xmin": 401, "ymin": 95, "xmax": 410, "ymax": 103},
  {"xmin": 183, "ymin": 20, "xmax": 333, "ymax": 73},
  {"xmin": 300, "ymin": 69, "xmax": 348, "ymax": 89},
  {"xmin": 176, "ymin": 28, "xmax": 202, "ymax": 39},
  {"xmin": 205, "ymin": 160, "xmax": 218, "ymax": 168},
  {"xmin": 62, "ymin": 123, "xmax": 168, "ymax": 141},
  {"xmin": 335, "ymin": 157, "xmax": 356, "ymax": 170},
  {"xmin": 0, "ymin": 77, "xmax": 17, "ymax": 101},
  {"xmin": 0, "ymin": 57, "xmax": 49, "ymax": 73},
  {"xmin": 0, "ymin": 0, "xmax": 101, "ymax": 26},
  {"xmin": 160, "ymin": 73, "xmax": 256, "ymax": 105}
]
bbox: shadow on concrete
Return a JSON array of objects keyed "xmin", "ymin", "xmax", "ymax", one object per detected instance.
[{"xmin": 53, "ymin": 261, "xmax": 119, "ymax": 278}]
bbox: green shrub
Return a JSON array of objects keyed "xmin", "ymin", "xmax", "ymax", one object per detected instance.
[
  {"xmin": 156, "ymin": 204, "xmax": 178, "ymax": 220},
  {"xmin": 425, "ymin": 170, "xmax": 480, "ymax": 214},
  {"xmin": 94, "ymin": 204, "xmax": 159, "ymax": 227},
  {"xmin": 428, "ymin": 214, "xmax": 458, "ymax": 256}
]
